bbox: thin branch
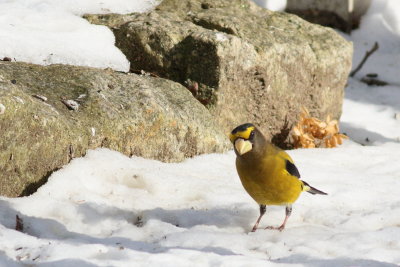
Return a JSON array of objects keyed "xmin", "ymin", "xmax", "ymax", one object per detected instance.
[
  {"xmin": 15, "ymin": 215, "xmax": 24, "ymax": 232},
  {"xmin": 350, "ymin": 42, "xmax": 379, "ymax": 77}
]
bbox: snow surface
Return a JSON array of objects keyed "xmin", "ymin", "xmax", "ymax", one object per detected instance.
[
  {"xmin": 340, "ymin": 0, "xmax": 400, "ymax": 146},
  {"xmin": 1, "ymin": 0, "xmax": 400, "ymax": 266},
  {"xmin": 252, "ymin": 0, "xmax": 287, "ymax": 11},
  {"xmin": 1, "ymin": 144, "xmax": 400, "ymax": 266},
  {"xmin": 0, "ymin": 0, "xmax": 160, "ymax": 72}
]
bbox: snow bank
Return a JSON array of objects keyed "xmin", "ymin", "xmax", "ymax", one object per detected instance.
[
  {"xmin": 349, "ymin": 0, "xmax": 400, "ymax": 84},
  {"xmin": 1, "ymin": 0, "xmax": 400, "ymax": 266},
  {"xmin": 1, "ymin": 144, "xmax": 400, "ymax": 266},
  {"xmin": 0, "ymin": 0, "xmax": 160, "ymax": 72}
]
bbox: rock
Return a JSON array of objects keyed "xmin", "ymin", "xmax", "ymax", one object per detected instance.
[
  {"xmin": 0, "ymin": 61, "xmax": 229, "ymax": 197},
  {"xmin": 286, "ymin": 0, "xmax": 371, "ymax": 32},
  {"xmin": 83, "ymin": 13, "xmax": 139, "ymax": 28},
  {"xmin": 85, "ymin": 0, "xmax": 353, "ymax": 145}
]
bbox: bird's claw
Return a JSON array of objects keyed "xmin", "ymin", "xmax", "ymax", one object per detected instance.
[{"xmin": 264, "ymin": 225, "xmax": 285, "ymax": 231}]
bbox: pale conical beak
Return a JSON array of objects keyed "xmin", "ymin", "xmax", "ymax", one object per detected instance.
[{"xmin": 234, "ymin": 139, "xmax": 252, "ymax": 155}]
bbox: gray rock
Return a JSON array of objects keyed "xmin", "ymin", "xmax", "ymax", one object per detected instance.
[
  {"xmin": 0, "ymin": 62, "xmax": 229, "ymax": 197},
  {"xmin": 286, "ymin": 0, "xmax": 371, "ymax": 32},
  {"xmin": 86, "ymin": 0, "xmax": 353, "ymax": 145},
  {"xmin": 83, "ymin": 13, "xmax": 139, "ymax": 28}
]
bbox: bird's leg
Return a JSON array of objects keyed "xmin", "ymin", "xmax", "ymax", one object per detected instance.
[
  {"xmin": 277, "ymin": 205, "xmax": 292, "ymax": 231},
  {"xmin": 251, "ymin": 205, "xmax": 266, "ymax": 232},
  {"xmin": 265, "ymin": 205, "xmax": 292, "ymax": 231}
]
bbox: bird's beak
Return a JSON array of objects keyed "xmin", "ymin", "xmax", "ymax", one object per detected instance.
[{"xmin": 234, "ymin": 138, "xmax": 252, "ymax": 155}]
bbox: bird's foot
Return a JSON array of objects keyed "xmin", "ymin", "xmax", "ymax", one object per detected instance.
[{"xmin": 264, "ymin": 225, "xmax": 285, "ymax": 232}]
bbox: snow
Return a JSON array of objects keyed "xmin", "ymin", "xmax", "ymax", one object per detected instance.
[
  {"xmin": 252, "ymin": 0, "xmax": 287, "ymax": 11},
  {"xmin": 0, "ymin": 0, "xmax": 160, "ymax": 72},
  {"xmin": 340, "ymin": 0, "xmax": 400, "ymax": 146},
  {"xmin": 1, "ymin": 145, "xmax": 400, "ymax": 266},
  {"xmin": 348, "ymin": 0, "xmax": 400, "ymax": 85},
  {"xmin": 1, "ymin": 0, "xmax": 400, "ymax": 266}
]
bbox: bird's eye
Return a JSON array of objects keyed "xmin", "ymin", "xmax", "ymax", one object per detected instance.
[{"xmin": 249, "ymin": 131, "xmax": 255, "ymax": 140}]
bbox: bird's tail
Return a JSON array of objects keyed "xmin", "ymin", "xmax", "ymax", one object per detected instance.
[{"xmin": 302, "ymin": 181, "xmax": 327, "ymax": 195}]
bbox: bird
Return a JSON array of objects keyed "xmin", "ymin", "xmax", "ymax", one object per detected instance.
[{"xmin": 229, "ymin": 123, "xmax": 327, "ymax": 232}]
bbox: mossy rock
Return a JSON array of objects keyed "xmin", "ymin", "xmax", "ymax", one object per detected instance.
[
  {"xmin": 85, "ymin": 0, "xmax": 353, "ymax": 145},
  {"xmin": 0, "ymin": 62, "xmax": 229, "ymax": 197}
]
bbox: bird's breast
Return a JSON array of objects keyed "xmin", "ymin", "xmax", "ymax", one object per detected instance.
[{"xmin": 236, "ymin": 157, "xmax": 302, "ymax": 205}]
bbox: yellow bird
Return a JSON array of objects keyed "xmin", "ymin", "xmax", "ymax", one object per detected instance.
[{"xmin": 229, "ymin": 123, "xmax": 327, "ymax": 232}]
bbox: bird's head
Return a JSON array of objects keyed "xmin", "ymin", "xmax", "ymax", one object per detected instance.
[{"xmin": 229, "ymin": 123, "xmax": 265, "ymax": 156}]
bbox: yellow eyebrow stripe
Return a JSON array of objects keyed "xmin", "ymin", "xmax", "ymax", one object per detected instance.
[{"xmin": 229, "ymin": 126, "xmax": 255, "ymax": 143}]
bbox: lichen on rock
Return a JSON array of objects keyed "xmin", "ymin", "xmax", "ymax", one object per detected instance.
[
  {"xmin": 0, "ymin": 61, "xmax": 229, "ymax": 197},
  {"xmin": 85, "ymin": 0, "xmax": 353, "ymax": 146}
]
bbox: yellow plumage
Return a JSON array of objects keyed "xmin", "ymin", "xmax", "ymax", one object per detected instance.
[
  {"xmin": 230, "ymin": 123, "xmax": 327, "ymax": 232},
  {"xmin": 236, "ymin": 145, "xmax": 302, "ymax": 205}
]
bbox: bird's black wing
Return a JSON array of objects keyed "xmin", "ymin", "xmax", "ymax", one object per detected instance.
[
  {"xmin": 285, "ymin": 160, "xmax": 300, "ymax": 178},
  {"xmin": 285, "ymin": 159, "xmax": 328, "ymax": 195}
]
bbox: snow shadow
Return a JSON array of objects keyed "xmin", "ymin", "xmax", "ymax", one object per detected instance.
[
  {"xmin": 0, "ymin": 200, "xmax": 141, "ymax": 265},
  {"xmin": 73, "ymin": 201, "xmax": 253, "ymax": 230},
  {"xmin": 0, "ymin": 199, "xmax": 21, "ymax": 229},
  {"xmin": 140, "ymin": 206, "xmax": 254, "ymax": 230},
  {"xmin": 340, "ymin": 121, "xmax": 398, "ymax": 145},
  {"xmin": 38, "ymin": 259, "xmax": 98, "ymax": 267},
  {"xmin": 0, "ymin": 251, "xmax": 21, "ymax": 267},
  {"xmin": 272, "ymin": 254, "xmax": 398, "ymax": 267},
  {"xmin": 75, "ymin": 202, "xmax": 138, "ymax": 225},
  {"xmin": 345, "ymin": 82, "xmax": 400, "ymax": 110},
  {"xmin": 0, "ymin": 199, "xmax": 246, "ymax": 261}
]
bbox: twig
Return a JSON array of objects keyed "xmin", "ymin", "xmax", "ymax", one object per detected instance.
[
  {"xmin": 15, "ymin": 215, "xmax": 24, "ymax": 232},
  {"xmin": 360, "ymin": 77, "xmax": 388, "ymax": 86},
  {"xmin": 350, "ymin": 42, "xmax": 379, "ymax": 77}
]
